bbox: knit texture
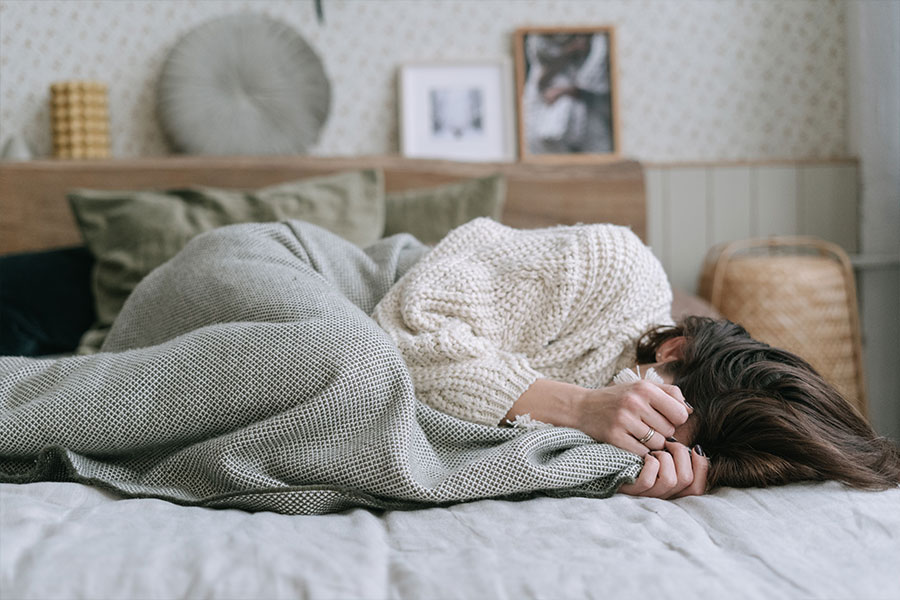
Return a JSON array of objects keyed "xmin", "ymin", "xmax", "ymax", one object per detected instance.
[
  {"xmin": 373, "ymin": 218, "xmax": 673, "ymax": 426},
  {"xmin": 0, "ymin": 220, "xmax": 643, "ymax": 514}
]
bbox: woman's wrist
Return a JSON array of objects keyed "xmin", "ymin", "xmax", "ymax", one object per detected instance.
[{"xmin": 503, "ymin": 378, "xmax": 588, "ymax": 429}]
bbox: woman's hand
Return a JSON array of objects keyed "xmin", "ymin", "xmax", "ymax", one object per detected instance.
[
  {"xmin": 504, "ymin": 378, "xmax": 692, "ymax": 455},
  {"xmin": 618, "ymin": 441, "xmax": 709, "ymax": 499},
  {"xmin": 573, "ymin": 381, "xmax": 692, "ymax": 456}
]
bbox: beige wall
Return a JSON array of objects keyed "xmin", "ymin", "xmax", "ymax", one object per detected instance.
[{"xmin": 1, "ymin": 0, "xmax": 848, "ymax": 162}]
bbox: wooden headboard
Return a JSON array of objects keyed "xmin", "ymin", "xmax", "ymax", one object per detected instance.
[{"xmin": 0, "ymin": 155, "xmax": 646, "ymax": 254}]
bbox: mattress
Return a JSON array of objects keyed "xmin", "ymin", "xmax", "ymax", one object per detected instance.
[{"xmin": 2, "ymin": 481, "xmax": 898, "ymax": 599}]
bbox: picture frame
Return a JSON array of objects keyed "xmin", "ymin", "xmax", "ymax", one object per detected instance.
[
  {"xmin": 398, "ymin": 61, "xmax": 516, "ymax": 162},
  {"xmin": 513, "ymin": 26, "xmax": 621, "ymax": 162}
]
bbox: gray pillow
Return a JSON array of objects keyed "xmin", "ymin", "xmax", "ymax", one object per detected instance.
[
  {"xmin": 384, "ymin": 175, "xmax": 506, "ymax": 245},
  {"xmin": 69, "ymin": 169, "xmax": 384, "ymax": 353},
  {"xmin": 157, "ymin": 14, "xmax": 331, "ymax": 155}
]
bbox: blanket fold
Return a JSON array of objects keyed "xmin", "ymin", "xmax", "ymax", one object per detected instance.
[{"xmin": 0, "ymin": 221, "xmax": 640, "ymax": 514}]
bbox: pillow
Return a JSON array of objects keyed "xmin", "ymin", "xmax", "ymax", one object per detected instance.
[
  {"xmin": 0, "ymin": 246, "xmax": 96, "ymax": 356},
  {"xmin": 69, "ymin": 169, "xmax": 384, "ymax": 353},
  {"xmin": 383, "ymin": 174, "xmax": 506, "ymax": 245},
  {"xmin": 157, "ymin": 14, "xmax": 330, "ymax": 155}
]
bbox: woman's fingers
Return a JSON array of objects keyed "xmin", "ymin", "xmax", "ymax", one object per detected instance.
[
  {"xmin": 617, "ymin": 382, "xmax": 689, "ymax": 451},
  {"xmin": 636, "ymin": 409, "xmax": 678, "ymax": 445},
  {"xmin": 578, "ymin": 381, "xmax": 690, "ymax": 455},
  {"xmin": 640, "ymin": 450, "xmax": 676, "ymax": 497},
  {"xmin": 611, "ymin": 428, "xmax": 653, "ymax": 456},
  {"xmin": 618, "ymin": 453, "xmax": 660, "ymax": 495},
  {"xmin": 672, "ymin": 446, "xmax": 709, "ymax": 498},
  {"xmin": 660, "ymin": 441, "xmax": 694, "ymax": 498},
  {"xmin": 626, "ymin": 416, "xmax": 666, "ymax": 451},
  {"xmin": 658, "ymin": 383, "xmax": 692, "ymax": 414},
  {"xmin": 644, "ymin": 383, "xmax": 691, "ymax": 429},
  {"xmin": 626, "ymin": 383, "xmax": 687, "ymax": 444},
  {"xmin": 619, "ymin": 444, "xmax": 710, "ymax": 500}
]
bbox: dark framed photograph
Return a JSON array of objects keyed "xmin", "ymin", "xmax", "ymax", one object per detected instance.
[{"xmin": 514, "ymin": 26, "xmax": 620, "ymax": 162}]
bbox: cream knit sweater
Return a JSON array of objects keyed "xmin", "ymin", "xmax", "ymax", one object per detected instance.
[{"xmin": 372, "ymin": 218, "xmax": 673, "ymax": 426}]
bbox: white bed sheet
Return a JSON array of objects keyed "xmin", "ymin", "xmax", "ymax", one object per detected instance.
[{"xmin": 2, "ymin": 481, "xmax": 898, "ymax": 600}]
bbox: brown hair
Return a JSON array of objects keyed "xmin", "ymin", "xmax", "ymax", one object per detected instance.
[{"xmin": 637, "ymin": 316, "xmax": 900, "ymax": 490}]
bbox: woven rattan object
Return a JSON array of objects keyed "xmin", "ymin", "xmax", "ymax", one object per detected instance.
[
  {"xmin": 699, "ymin": 237, "xmax": 867, "ymax": 416},
  {"xmin": 50, "ymin": 80, "xmax": 111, "ymax": 159}
]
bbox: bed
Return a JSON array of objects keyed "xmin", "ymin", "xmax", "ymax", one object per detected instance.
[{"xmin": 1, "ymin": 156, "xmax": 898, "ymax": 600}]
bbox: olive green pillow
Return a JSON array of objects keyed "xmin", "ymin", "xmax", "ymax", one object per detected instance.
[
  {"xmin": 384, "ymin": 174, "xmax": 506, "ymax": 245},
  {"xmin": 69, "ymin": 169, "xmax": 384, "ymax": 353}
]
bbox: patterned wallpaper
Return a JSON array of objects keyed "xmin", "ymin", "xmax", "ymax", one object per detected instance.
[{"xmin": 0, "ymin": 0, "xmax": 848, "ymax": 161}]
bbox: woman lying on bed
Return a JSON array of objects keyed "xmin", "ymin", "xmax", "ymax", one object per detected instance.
[
  {"xmin": 373, "ymin": 218, "xmax": 900, "ymax": 499},
  {"xmin": 3, "ymin": 217, "xmax": 897, "ymax": 512}
]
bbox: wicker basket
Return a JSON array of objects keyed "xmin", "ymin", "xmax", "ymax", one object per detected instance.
[{"xmin": 699, "ymin": 237, "xmax": 867, "ymax": 416}]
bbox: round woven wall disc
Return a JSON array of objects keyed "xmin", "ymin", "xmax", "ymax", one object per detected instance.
[{"xmin": 157, "ymin": 14, "xmax": 331, "ymax": 155}]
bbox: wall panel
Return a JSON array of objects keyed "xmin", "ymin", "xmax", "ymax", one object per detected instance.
[
  {"xmin": 646, "ymin": 160, "xmax": 858, "ymax": 293},
  {"xmin": 754, "ymin": 166, "xmax": 799, "ymax": 238},
  {"xmin": 643, "ymin": 167, "xmax": 667, "ymax": 272},
  {"xmin": 798, "ymin": 164, "xmax": 859, "ymax": 252},
  {"xmin": 709, "ymin": 166, "xmax": 753, "ymax": 245},
  {"xmin": 661, "ymin": 167, "xmax": 708, "ymax": 293}
]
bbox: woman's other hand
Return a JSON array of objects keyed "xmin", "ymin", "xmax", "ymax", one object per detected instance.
[
  {"xmin": 574, "ymin": 381, "xmax": 692, "ymax": 456},
  {"xmin": 618, "ymin": 441, "xmax": 708, "ymax": 499}
]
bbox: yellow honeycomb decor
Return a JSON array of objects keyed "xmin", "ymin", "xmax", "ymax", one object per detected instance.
[{"xmin": 50, "ymin": 80, "xmax": 111, "ymax": 159}]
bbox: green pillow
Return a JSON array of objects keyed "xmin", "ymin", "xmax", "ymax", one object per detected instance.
[
  {"xmin": 384, "ymin": 174, "xmax": 506, "ymax": 245},
  {"xmin": 69, "ymin": 169, "xmax": 384, "ymax": 353}
]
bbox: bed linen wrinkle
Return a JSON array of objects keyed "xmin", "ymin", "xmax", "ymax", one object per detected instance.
[{"xmin": 4, "ymin": 482, "xmax": 900, "ymax": 599}]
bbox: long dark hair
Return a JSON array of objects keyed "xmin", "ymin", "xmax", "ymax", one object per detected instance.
[{"xmin": 637, "ymin": 317, "xmax": 900, "ymax": 490}]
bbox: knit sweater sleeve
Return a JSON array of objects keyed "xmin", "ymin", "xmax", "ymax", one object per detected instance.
[{"xmin": 372, "ymin": 218, "xmax": 612, "ymax": 426}]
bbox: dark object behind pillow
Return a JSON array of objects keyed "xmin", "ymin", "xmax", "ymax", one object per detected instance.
[{"xmin": 0, "ymin": 246, "xmax": 95, "ymax": 356}]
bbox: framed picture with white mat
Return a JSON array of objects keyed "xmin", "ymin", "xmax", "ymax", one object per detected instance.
[{"xmin": 398, "ymin": 61, "xmax": 516, "ymax": 162}]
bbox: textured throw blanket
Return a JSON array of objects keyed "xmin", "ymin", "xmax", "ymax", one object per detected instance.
[{"xmin": 0, "ymin": 221, "xmax": 641, "ymax": 514}]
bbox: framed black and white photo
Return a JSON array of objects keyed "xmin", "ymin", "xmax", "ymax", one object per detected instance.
[
  {"xmin": 514, "ymin": 26, "xmax": 620, "ymax": 162},
  {"xmin": 399, "ymin": 61, "xmax": 515, "ymax": 162}
]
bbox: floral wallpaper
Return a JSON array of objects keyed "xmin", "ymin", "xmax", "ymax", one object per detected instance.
[{"xmin": 0, "ymin": 0, "xmax": 848, "ymax": 161}]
